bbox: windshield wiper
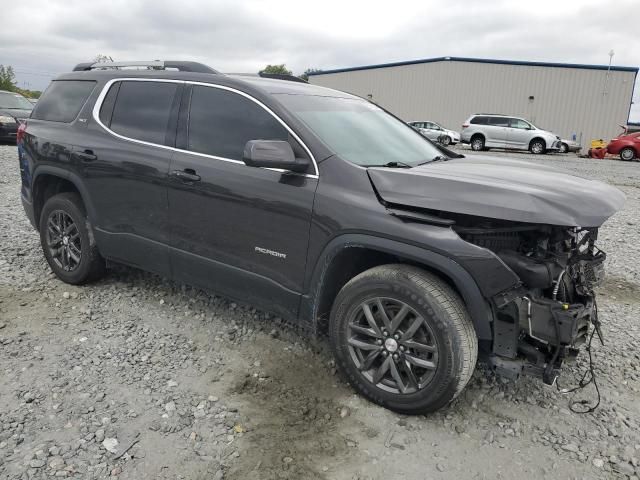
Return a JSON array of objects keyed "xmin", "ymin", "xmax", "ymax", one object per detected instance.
[
  {"xmin": 371, "ymin": 161, "xmax": 413, "ymax": 168},
  {"xmin": 417, "ymin": 156, "xmax": 449, "ymax": 166}
]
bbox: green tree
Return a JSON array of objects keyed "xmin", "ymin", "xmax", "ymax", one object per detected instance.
[
  {"xmin": 0, "ymin": 65, "xmax": 17, "ymax": 91},
  {"xmin": 299, "ymin": 68, "xmax": 322, "ymax": 81},
  {"xmin": 259, "ymin": 64, "xmax": 292, "ymax": 75}
]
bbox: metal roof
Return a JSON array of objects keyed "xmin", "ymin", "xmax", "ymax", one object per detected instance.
[{"xmin": 308, "ymin": 56, "xmax": 639, "ymax": 76}]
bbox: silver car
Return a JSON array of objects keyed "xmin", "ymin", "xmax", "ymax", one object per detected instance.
[
  {"xmin": 408, "ymin": 121, "xmax": 460, "ymax": 146},
  {"xmin": 461, "ymin": 114, "xmax": 561, "ymax": 154}
]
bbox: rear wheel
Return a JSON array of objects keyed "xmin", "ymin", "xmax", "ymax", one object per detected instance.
[
  {"xmin": 39, "ymin": 192, "xmax": 105, "ymax": 284},
  {"xmin": 529, "ymin": 139, "xmax": 546, "ymax": 154},
  {"xmin": 620, "ymin": 147, "xmax": 636, "ymax": 161},
  {"xmin": 470, "ymin": 135, "xmax": 485, "ymax": 151},
  {"xmin": 329, "ymin": 265, "xmax": 477, "ymax": 414}
]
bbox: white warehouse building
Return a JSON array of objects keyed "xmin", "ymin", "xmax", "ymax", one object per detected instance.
[{"xmin": 308, "ymin": 56, "xmax": 638, "ymax": 151}]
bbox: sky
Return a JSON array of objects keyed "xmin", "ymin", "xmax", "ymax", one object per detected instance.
[{"xmin": 2, "ymin": 0, "xmax": 639, "ymax": 120}]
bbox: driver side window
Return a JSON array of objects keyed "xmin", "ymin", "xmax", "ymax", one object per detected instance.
[
  {"xmin": 510, "ymin": 119, "xmax": 531, "ymax": 130},
  {"xmin": 187, "ymin": 85, "xmax": 308, "ymax": 164}
]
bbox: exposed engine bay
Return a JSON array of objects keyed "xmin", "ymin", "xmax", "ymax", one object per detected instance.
[{"xmin": 455, "ymin": 218, "xmax": 605, "ymax": 386}]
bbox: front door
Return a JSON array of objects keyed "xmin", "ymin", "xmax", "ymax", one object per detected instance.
[
  {"xmin": 167, "ymin": 84, "xmax": 318, "ymax": 318},
  {"xmin": 506, "ymin": 118, "xmax": 533, "ymax": 149}
]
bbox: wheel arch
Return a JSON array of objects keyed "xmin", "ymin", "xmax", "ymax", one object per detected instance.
[
  {"xmin": 302, "ymin": 234, "xmax": 493, "ymax": 341},
  {"xmin": 529, "ymin": 137, "xmax": 547, "ymax": 149},
  {"xmin": 32, "ymin": 166, "xmax": 97, "ymax": 231}
]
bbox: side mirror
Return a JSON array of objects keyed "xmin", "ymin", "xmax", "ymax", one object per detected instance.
[{"xmin": 242, "ymin": 140, "xmax": 310, "ymax": 173}]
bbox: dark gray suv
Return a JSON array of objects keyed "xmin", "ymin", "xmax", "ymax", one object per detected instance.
[{"xmin": 18, "ymin": 61, "xmax": 624, "ymax": 414}]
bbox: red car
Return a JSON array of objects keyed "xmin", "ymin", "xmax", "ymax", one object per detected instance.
[{"xmin": 607, "ymin": 132, "xmax": 640, "ymax": 161}]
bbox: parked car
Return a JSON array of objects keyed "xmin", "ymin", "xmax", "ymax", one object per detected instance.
[
  {"xmin": 408, "ymin": 121, "xmax": 460, "ymax": 146},
  {"xmin": 559, "ymin": 139, "xmax": 581, "ymax": 154},
  {"xmin": 606, "ymin": 132, "xmax": 640, "ymax": 161},
  {"xmin": 18, "ymin": 60, "xmax": 624, "ymax": 414},
  {"xmin": 0, "ymin": 90, "xmax": 34, "ymax": 142},
  {"xmin": 461, "ymin": 114, "xmax": 562, "ymax": 154}
]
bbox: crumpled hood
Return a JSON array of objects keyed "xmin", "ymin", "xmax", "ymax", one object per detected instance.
[{"xmin": 368, "ymin": 155, "xmax": 625, "ymax": 227}]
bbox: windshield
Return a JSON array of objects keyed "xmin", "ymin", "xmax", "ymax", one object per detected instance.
[
  {"xmin": 274, "ymin": 94, "xmax": 445, "ymax": 166},
  {"xmin": 0, "ymin": 92, "xmax": 34, "ymax": 110}
]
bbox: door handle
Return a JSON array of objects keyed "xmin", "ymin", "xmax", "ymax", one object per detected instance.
[
  {"xmin": 73, "ymin": 150, "xmax": 97, "ymax": 162},
  {"xmin": 170, "ymin": 169, "xmax": 201, "ymax": 182}
]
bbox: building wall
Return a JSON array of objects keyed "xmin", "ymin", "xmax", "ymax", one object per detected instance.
[{"xmin": 309, "ymin": 60, "xmax": 636, "ymax": 150}]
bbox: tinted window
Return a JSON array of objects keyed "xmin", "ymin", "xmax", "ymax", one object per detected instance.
[
  {"xmin": 31, "ymin": 81, "xmax": 96, "ymax": 122},
  {"xmin": 188, "ymin": 86, "xmax": 288, "ymax": 160},
  {"xmin": 99, "ymin": 82, "xmax": 121, "ymax": 126},
  {"xmin": 470, "ymin": 116, "xmax": 488, "ymax": 125},
  {"xmin": 488, "ymin": 117, "xmax": 509, "ymax": 127},
  {"xmin": 110, "ymin": 81, "xmax": 178, "ymax": 144}
]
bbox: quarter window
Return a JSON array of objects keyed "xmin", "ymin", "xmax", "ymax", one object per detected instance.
[
  {"xmin": 109, "ymin": 81, "xmax": 178, "ymax": 145},
  {"xmin": 31, "ymin": 80, "xmax": 96, "ymax": 123},
  {"xmin": 187, "ymin": 86, "xmax": 289, "ymax": 161}
]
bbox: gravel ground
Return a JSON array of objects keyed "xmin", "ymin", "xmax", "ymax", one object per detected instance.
[{"xmin": 1, "ymin": 143, "xmax": 639, "ymax": 480}]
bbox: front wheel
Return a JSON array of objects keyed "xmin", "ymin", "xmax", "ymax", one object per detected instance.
[
  {"xmin": 529, "ymin": 139, "xmax": 546, "ymax": 154},
  {"xmin": 39, "ymin": 192, "xmax": 105, "ymax": 285},
  {"xmin": 620, "ymin": 147, "xmax": 636, "ymax": 161},
  {"xmin": 439, "ymin": 135, "xmax": 452, "ymax": 146},
  {"xmin": 559, "ymin": 143, "xmax": 569, "ymax": 154},
  {"xmin": 329, "ymin": 265, "xmax": 477, "ymax": 414}
]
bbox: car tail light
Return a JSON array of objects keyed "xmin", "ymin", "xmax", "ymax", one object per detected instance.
[
  {"xmin": 462, "ymin": 123, "xmax": 469, "ymax": 128},
  {"xmin": 16, "ymin": 122, "xmax": 27, "ymax": 144}
]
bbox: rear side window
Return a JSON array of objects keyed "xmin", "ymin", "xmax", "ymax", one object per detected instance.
[
  {"xmin": 187, "ymin": 86, "xmax": 289, "ymax": 160},
  {"xmin": 109, "ymin": 81, "xmax": 178, "ymax": 144},
  {"xmin": 31, "ymin": 80, "xmax": 96, "ymax": 123},
  {"xmin": 470, "ymin": 116, "xmax": 488, "ymax": 125},
  {"xmin": 488, "ymin": 117, "xmax": 509, "ymax": 127}
]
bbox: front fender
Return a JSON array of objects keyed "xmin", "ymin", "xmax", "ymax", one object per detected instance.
[{"xmin": 302, "ymin": 233, "xmax": 496, "ymax": 340}]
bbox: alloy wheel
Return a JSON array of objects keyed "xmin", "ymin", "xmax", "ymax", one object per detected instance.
[
  {"xmin": 531, "ymin": 141, "xmax": 544, "ymax": 154},
  {"xmin": 46, "ymin": 210, "xmax": 82, "ymax": 272},
  {"xmin": 621, "ymin": 148, "xmax": 635, "ymax": 161},
  {"xmin": 346, "ymin": 297, "xmax": 439, "ymax": 394},
  {"xmin": 471, "ymin": 139, "xmax": 483, "ymax": 151}
]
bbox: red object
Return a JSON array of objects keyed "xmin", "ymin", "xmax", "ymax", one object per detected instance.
[
  {"xmin": 606, "ymin": 132, "xmax": 640, "ymax": 160},
  {"xmin": 16, "ymin": 122, "xmax": 27, "ymax": 144},
  {"xmin": 462, "ymin": 123, "xmax": 469, "ymax": 128},
  {"xmin": 588, "ymin": 148, "xmax": 607, "ymax": 159}
]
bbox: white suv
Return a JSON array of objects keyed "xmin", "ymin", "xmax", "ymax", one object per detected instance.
[{"xmin": 461, "ymin": 114, "xmax": 561, "ymax": 154}]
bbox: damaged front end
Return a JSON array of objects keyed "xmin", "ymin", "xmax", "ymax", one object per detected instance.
[{"xmin": 458, "ymin": 221, "xmax": 605, "ymax": 384}]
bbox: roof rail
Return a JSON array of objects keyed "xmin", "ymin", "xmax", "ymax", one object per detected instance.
[
  {"xmin": 258, "ymin": 72, "xmax": 308, "ymax": 83},
  {"xmin": 72, "ymin": 61, "xmax": 219, "ymax": 74}
]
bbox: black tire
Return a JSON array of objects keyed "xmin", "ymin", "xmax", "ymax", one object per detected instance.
[
  {"xmin": 559, "ymin": 143, "xmax": 569, "ymax": 154},
  {"xmin": 39, "ymin": 192, "xmax": 105, "ymax": 285},
  {"xmin": 329, "ymin": 265, "xmax": 477, "ymax": 414},
  {"xmin": 440, "ymin": 135, "xmax": 452, "ymax": 146},
  {"xmin": 620, "ymin": 147, "xmax": 636, "ymax": 161},
  {"xmin": 470, "ymin": 135, "xmax": 485, "ymax": 151},
  {"xmin": 529, "ymin": 138, "xmax": 546, "ymax": 154}
]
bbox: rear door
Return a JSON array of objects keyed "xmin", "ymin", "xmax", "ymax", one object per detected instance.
[
  {"xmin": 166, "ymin": 83, "xmax": 318, "ymax": 318},
  {"xmin": 485, "ymin": 117, "xmax": 509, "ymax": 148},
  {"xmin": 77, "ymin": 79, "xmax": 182, "ymax": 276}
]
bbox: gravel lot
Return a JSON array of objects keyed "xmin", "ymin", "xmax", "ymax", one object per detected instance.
[{"xmin": 1, "ymin": 143, "xmax": 639, "ymax": 480}]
